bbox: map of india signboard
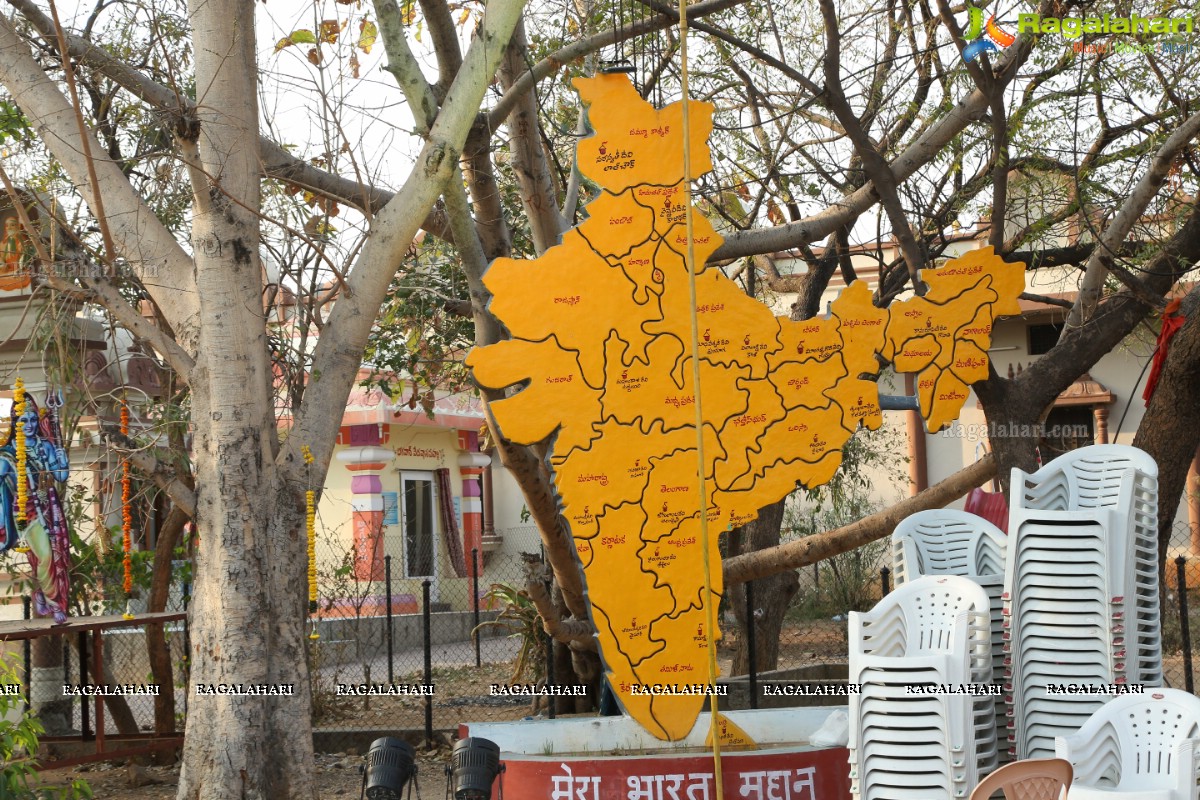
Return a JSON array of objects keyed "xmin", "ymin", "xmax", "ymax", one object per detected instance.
[{"xmin": 467, "ymin": 73, "xmax": 1023, "ymax": 741}]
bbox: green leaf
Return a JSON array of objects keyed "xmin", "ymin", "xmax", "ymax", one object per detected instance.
[{"xmin": 274, "ymin": 29, "xmax": 318, "ymax": 53}]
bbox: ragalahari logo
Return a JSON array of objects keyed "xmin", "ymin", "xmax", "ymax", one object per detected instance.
[{"xmin": 963, "ymin": 4, "xmax": 1016, "ymax": 61}]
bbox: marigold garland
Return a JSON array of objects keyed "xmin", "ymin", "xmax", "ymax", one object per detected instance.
[
  {"xmin": 13, "ymin": 378, "xmax": 26, "ymax": 525},
  {"xmin": 306, "ymin": 489, "xmax": 316, "ymax": 600},
  {"xmin": 302, "ymin": 444, "xmax": 319, "ymax": 640},
  {"xmin": 120, "ymin": 403, "xmax": 133, "ymax": 600}
]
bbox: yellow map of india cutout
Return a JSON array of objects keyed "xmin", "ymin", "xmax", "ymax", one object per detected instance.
[{"xmin": 467, "ymin": 73, "xmax": 1023, "ymax": 742}]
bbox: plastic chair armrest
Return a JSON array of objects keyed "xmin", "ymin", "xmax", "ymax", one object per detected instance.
[{"xmin": 1173, "ymin": 737, "xmax": 1200, "ymax": 794}]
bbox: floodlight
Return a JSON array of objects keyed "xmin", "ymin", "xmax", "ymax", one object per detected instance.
[
  {"xmin": 445, "ymin": 737, "xmax": 504, "ymax": 800},
  {"xmin": 361, "ymin": 737, "xmax": 417, "ymax": 800}
]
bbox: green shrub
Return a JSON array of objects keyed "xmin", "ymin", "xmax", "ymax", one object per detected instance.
[{"xmin": 0, "ymin": 653, "xmax": 91, "ymax": 799}]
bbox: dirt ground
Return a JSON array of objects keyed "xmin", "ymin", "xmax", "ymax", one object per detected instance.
[{"xmin": 34, "ymin": 746, "xmax": 450, "ymax": 800}]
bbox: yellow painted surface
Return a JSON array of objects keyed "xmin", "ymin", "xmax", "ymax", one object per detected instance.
[
  {"xmin": 467, "ymin": 74, "xmax": 1022, "ymax": 741},
  {"xmin": 884, "ymin": 248, "xmax": 1024, "ymax": 432},
  {"xmin": 706, "ymin": 712, "xmax": 757, "ymax": 750}
]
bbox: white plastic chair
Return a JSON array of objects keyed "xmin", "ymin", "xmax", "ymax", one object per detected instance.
[
  {"xmin": 1010, "ymin": 445, "xmax": 1157, "ymax": 515},
  {"xmin": 1010, "ymin": 446, "xmax": 1160, "ymax": 686},
  {"xmin": 893, "ymin": 510, "xmax": 1008, "ymax": 587},
  {"xmin": 1055, "ymin": 689, "xmax": 1200, "ymax": 800},
  {"xmin": 1004, "ymin": 446, "xmax": 1162, "ymax": 760},
  {"xmin": 849, "ymin": 575, "xmax": 994, "ymax": 799},
  {"xmin": 894, "ymin": 510, "xmax": 1009, "ymax": 767}
]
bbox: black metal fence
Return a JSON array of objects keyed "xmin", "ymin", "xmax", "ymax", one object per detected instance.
[
  {"xmin": 307, "ymin": 541, "xmax": 545, "ymax": 754},
  {"xmin": 18, "ymin": 518, "xmax": 1200, "ymax": 757},
  {"xmin": 1159, "ymin": 521, "xmax": 1200, "ymax": 693}
]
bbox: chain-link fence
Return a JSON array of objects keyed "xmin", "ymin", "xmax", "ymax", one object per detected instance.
[
  {"xmin": 20, "ymin": 516, "xmax": 1200, "ymax": 758},
  {"xmin": 308, "ymin": 514, "xmax": 552, "ymax": 753},
  {"xmin": 16, "ymin": 605, "xmax": 188, "ymax": 752}
]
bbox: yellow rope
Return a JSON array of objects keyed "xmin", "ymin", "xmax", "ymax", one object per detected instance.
[{"xmin": 676, "ymin": 4, "xmax": 725, "ymax": 796}]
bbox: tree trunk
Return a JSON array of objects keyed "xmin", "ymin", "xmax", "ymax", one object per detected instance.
[
  {"xmin": 1132, "ymin": 290, "xmax": 1200, "ymax": 568},
  {"xmin": 147, "ymin": 504, "xmax": 189, "ymax": 763},
  {"xmin": 550, "ymin": 638, "xmax": 575, "ymax": 715},
  {"xmin": 175, "ymin": 0, "xmax": 311, "ymax": 796},
  {"xmin": 568, "ymin": 647, "xmax": 603, "ymax": 714},
  {"xmin": 973, "ymin": 371, "xmax": 1041, "ymax": 493},
  {"xmin": 180, "ymin": 475, "xmax": 310, "ymax": 800},
  {"xmin": 31, "ymin": 632, "xmax": 72, "ymax": 735},
  {"xmin": 729, "ymin": 499, "xmax": 797, "ymax": 675}
]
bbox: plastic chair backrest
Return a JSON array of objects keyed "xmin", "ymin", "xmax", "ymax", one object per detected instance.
[
  {"xmin": 856, "ymin": 575, "xmax": 990, "ymax": 658},
  {"xmin": 1012, "ymin": 444, "xmax": 1156, "ymax": 513},
  {"xmin": 893, "ymin": 510, "xmax": 1007, "ymax": 584},
  {"xmin": 1109, "ymin": 690, "xmax": 1200, "ymax": 788},
  {"xmin": 968, "ymin": 758, "xmax": 1072, "ymax": 800}
]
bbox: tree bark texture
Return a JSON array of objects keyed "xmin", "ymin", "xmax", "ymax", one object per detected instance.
[
  {"xmin": 1132, "ymin": 290, "xmax": 1200, "ymax": 567},
  {"xmin": 174, "ymin": 0, "xmax": 310, "ymax": 797},
  {"xmin": 728, "ymin": 499, "xmax": 796, "ymax": 675}
]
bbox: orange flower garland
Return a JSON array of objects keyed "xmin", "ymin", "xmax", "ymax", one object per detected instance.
[
  {"xmin": 120, "ymin": 403, "xmax": 133, "ymax": 599},
  {"xmin": 13, "ymin": 377, "xmax": 26, "ymax": 525}
]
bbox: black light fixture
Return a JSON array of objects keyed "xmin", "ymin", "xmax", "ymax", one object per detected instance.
[
  {"xmin": 361, "ymin": 737, "xmax": 417, "ymax": 800},
  {"xmin": 445, "ymin": 737, "xmax": 504, "ymax": 800},
  {"xmin": 599, "ymin": 60, "xmax": 636, "ymax": 74}
]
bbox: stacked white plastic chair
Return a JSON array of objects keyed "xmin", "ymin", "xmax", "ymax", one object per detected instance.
[
  {"xmin": 892, "ymin": 510, "xmax": 1007, "ymax": 768},
  {"xmin": 1003, "ymin": 444, "xmax": 1161, "ymax": 762},
  {"xmin": 849, "ymin": 575, "xmax": 994, "ymax": 800},
  {"xmin": 1055, "ymin": 688, "xmax": 1200, "ymax": 800}
]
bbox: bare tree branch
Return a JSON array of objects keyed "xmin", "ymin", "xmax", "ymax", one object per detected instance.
[
  {"xmin": 50, "ymin": 270, "xmax": 195, "ymax": 377},
  {"xmin": 1062, "ymin": 110, "xmax": 1200, "ymax": 332},
  {"xmin": 488, "ymin": 0, "xmax": 748, "ymax": 129},
  {"xmin": 416, "ymin": 0, "xmax": 464, "ymax": 100},
  {"xmin": 284, "ymin": 0, "xmax": 526, "ymax": 476},
  {"xmin": 713, "ymin": 1, "xmax": 1051, "ymax": 262},
  {"xmin": 1017, "ymin": 291, "xmax": 1072, "ymax": 310},
  {"xmin": 499, "ymin": 19, "xmax": 569, "ymax": 254},
  {"xmin": 0, "ymin": 10, "xmax": 200, "ymax": 343},
  {"xmin": 819, "ymin": 0, "xmax": 926, "ymax": 287},
  {"xmin": 6, "ymin": 0, "xmax": 449, "ymax": 229},
  {"xmin": 723, "ymin": 456, "xmax": 997, "ymax": 585},
  {"xmin": 100, "ymin": 425, "xmax": 197, "ymax": 517}
]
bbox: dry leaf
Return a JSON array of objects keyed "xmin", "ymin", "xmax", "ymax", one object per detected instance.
[
  {"xmin": 319, "ymin": 20, "xmax": 341, "ymax": 43},
  {"xmin": 358, "ymin": 19, "xmax": 378, "ymax": 53}
]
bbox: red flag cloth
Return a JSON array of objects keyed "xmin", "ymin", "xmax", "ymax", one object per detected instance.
[
  {"xmin": 965, "ymin": 487, "xmax": 1009, "ymax": 533},
  {"xmin": 1144, "ymin": 298, "xmax": 1185, "ymax": 405}
]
